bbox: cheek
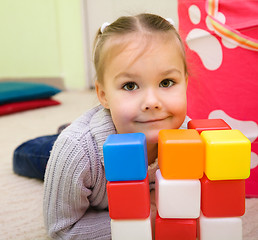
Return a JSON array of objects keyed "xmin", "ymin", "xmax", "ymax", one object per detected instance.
[
  {"xmin": 174, "ymin": 97, "xmax": 187, "ymax": 116},
  {"xmin": 166, "ymin": 93, "xmax": 187, "ymax": 122},
  {"xmin": 165, "ymin": 90, "xmax": 187, "ymax": 110},
  {"xmin": 105, "ymin": 91, "xmax": 135, "ymax": 125},
  {"xmin": 109, "ymin": 102, "xmax": 136, "ymax": 129},
  {"xmin": 108, "ymin": 93, "xmax": 139, "ymax": 117},
  {"xmin": 177, "ymin": 93, "xmax": 187, "ymax": 110}
]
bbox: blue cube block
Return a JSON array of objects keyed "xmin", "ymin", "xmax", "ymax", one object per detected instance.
[{"xmin": 103, "ymin": 133, "xmax": 148, "ymax": 181}]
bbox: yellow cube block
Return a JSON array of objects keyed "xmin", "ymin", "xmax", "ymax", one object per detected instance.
[{"xmin": 201, "ymin": 130, "xmax": 251, "ymax": 180}]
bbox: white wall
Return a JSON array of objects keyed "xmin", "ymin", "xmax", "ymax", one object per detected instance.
[{"xmin": 82, "ymin": 0, "xmax": 178, "ymax": 88}]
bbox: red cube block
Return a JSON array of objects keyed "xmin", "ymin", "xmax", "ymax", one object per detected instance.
[
  {"xmin": 155, "ymin": 212, "xmax": 197, "ymax": 240},
  {"xmin": 201, "ymin": 174, "xmax": 245, "ymax": 217},
  {"xmin": 107, "ymin": 176, "xmax": 150, "ymax": 219},
  {"xmin": 188, "ymin": 119, "xmax": 231, "ymax": 134}
]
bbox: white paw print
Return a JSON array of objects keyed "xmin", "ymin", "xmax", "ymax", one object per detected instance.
[{"xmin": 185, "ymin": 4, "xmax": 238, "ymax": 71}]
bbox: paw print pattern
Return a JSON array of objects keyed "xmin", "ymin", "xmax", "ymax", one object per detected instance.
[
  {"xmin": 183, "ymin": 3, "xmax": 258, "ymax": 169},
  {"xmin": 185, "ymin": 4, "xmax": 238, "ymax": 71},
  {"xmin": 178, "ymin": 0, "xmax": 258, "ymax": 196}
]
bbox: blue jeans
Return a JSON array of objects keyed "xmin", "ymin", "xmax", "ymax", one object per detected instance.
[{"xmin": 13, "ymin": 134, "xmax": 59, "ymax": 180}]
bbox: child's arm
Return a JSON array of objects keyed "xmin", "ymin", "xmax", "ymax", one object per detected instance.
[{"xmin": 43, "ymin": 134, "xmax": 111, "ymax": 239}]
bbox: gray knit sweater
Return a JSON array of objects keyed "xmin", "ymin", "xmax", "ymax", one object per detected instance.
[{"xmin": 43, "ymin": 105, "xmax": 190, "ymax": 240}]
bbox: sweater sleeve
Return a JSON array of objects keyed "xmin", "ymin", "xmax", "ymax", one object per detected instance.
[{"xmin": 43, "ymin": 132, "xmax": 111, "ymax": 240}]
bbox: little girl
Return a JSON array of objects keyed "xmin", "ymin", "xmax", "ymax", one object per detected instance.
[{"xmin": 43, "ymin": 13, "xmax": 190, "ymax": 239}]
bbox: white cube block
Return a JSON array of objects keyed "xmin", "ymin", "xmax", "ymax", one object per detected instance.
[
  {"xmin": 111, "ymin": 217, "xmax": 152, "ymax": 240},
  {"xmin": 198, "ymin": 212, "xmax": 242, "ymax": 240},
  {"xmin": 155, "ymin": 169, "xmax": 200, "ymax": 218}
]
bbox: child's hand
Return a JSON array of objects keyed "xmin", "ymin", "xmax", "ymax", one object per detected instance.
[{"xmin": 150, "ymin": 189, "xmax": 156, "ymax": 239}]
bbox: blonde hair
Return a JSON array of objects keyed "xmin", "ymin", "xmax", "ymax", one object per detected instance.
[{"xmin": 93, "ymin": 13, "xmax": 188, "ymax": 84}]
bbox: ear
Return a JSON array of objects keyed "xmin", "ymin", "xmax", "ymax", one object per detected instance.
[{"xmin": 95, "ymin": 81, "xmax": 110, "ymax": 109}]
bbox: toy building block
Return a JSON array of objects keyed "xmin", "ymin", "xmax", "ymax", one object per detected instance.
[
  {"xmin": 107, "ymin": 175, "xmax": 150, "ymax": 219},
  {"xmin": 198, "ymin": 212, "xmax": 242, "ymax": 240},
  {"xmin": 103, "ymin": 133, "xmax": 148, "ymax": 181},
  {"xmin": 111, "ymin": 216, "xmax": 152, "ymax": 240},
  {"xmin": 201, "ymin": 174, "xmax": 245, "ymax": 217},
  {"xmin": 188, "ymin": 119, "xmax": 231, "ymax": 134},
  {"xmin": 155, "ymin": 212, "xmax": 197, "ymax": 240},
  {"xmin": 158, "ymin": 129, "xmax": 204, "ymax": 179},
  {"xmin": 155, "ymin": 169, "xmax": 201, "ymax": 219},
  {"xmin": 200, "ymin": 130, "xmax": 251, "ymax": 180}
]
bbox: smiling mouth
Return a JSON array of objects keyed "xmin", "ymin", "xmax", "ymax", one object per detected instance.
[{"xmin": 137, "ymin": 118, "xmax": 167, "ymax": 123}]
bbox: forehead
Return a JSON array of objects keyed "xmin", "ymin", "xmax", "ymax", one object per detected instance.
[
  {"xmin": 104, "ymin": 31, "xmax": 177, "ymax": 60},
  {"xmin": 103, "ymin": 32, "xmax": 184, "ymax": 76}
]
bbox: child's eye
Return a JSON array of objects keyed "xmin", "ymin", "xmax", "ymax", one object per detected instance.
[
  {"xmin": 159, "ymin": 79, "xmax": 174, "ymax": 88},
  {"xmin": 122, "ymin": 82, "xmax": 139, "ymax": 91}
]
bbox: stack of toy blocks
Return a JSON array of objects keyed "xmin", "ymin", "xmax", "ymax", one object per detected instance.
[
  {"xmin": 103, "ymin": 133, "xmax": 152, "ymax": 240},
  {"xmin": 188, "ymin": 119, "xmax": 251, "ymax": 240},
  {"xmin": 156, "ymin": 119, "xmax": 251, "ymax": 240},
  {"xmin": 103, "ymin": 119, "xmax": 251, "ymax": 239},
  {"xmin": 155, "ymin": 128, "xmax": 204, "ymax": 240}
]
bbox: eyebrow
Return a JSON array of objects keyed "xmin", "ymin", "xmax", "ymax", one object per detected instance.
[
  {"xmin": 160, "ymin": 68, "xmax": 182, "ymax": 76},
  {"xmin": 114, "ymin": 72, "xmax": 138, "ymax": 80},
  {"xmin": 114, "ymin": 68, "xmax": 182, "ymax": 81}
]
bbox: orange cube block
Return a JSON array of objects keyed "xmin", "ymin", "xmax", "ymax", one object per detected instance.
[{"xmin": 158, "ymin": 129, "xmax": 204, "ymax": 179}]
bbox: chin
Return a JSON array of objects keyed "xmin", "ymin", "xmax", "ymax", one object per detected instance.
[{"xmin": 145, "ymin": 132, "xmax": 159, "ymax": 144}]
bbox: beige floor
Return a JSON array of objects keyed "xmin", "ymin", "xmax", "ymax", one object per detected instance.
[
  {"xmin": 0, "ymin": 90, "xmax": 257, "ymax": 240},
  {"xmin": 0, "ymin": 90, "xmax": 98, "ymax": 240}
]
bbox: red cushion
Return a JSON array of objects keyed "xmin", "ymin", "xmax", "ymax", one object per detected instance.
[{"xmin": 0, "ymin": 98, "xmax": 61, "ymax": 116}]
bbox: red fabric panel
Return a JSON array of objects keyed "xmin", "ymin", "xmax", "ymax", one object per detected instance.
[{"xmin": 0, "ymin": 98, "xmax": 61, "ymax": 116}]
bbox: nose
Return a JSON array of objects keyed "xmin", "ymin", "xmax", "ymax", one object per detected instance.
[{"xmin": 141, "ymin": 88, "xmax": 162, "ymax": 111}]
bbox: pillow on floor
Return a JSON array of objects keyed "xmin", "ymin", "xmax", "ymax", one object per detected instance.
[
  {"xmin": 0, "ymin": 81, "xmax": 61, "ymax": 105},
  {"xmin": 0, "ymin": 98, "xmax": 61, "ymax": 116}
]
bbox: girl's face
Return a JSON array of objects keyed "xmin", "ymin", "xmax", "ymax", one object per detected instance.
[{"xmin": 96, "ymin": 33, "xmax": 188, "ymax": 145}]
